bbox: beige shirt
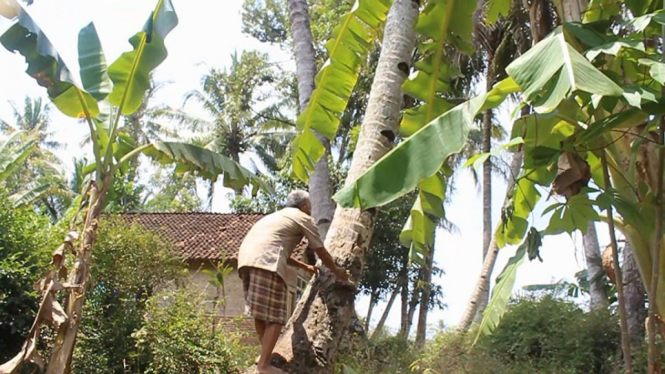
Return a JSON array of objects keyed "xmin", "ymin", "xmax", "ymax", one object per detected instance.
[{"xmin": 237, "ymin": 207, "xmax": 324, "ymax": 282}]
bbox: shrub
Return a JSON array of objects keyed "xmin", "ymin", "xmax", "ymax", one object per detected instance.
[
  {"xmin": 71, "ymin": 217, "xmax": 187, "ymax": 373},
  {"xmin": 416, "ymin": 295, "xmax": 624, "ymax": 374},
  {"xmin": 0, "ymin": 193, "xmax": 52, "ymax": 362},
  {"xmin": 134, "ymin": 287, "xmax": 239, "ymax": 374}
]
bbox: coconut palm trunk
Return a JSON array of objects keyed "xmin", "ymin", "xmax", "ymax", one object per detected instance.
[
  {"xmin": 272, "ymin": 1, "xmax": 418, "ymax": 371},
  {"xmin": 584, "ymin": 222, "xmax": 608, "ymax": 310},
  {"xmin": 457, "ymin": 148, "xmax": 523, "ymax": 331},
  {"xmin": 288, "ymin": 0, "xmax": 336, "ymax": 239},
  {"xmin": 371, "ymin": 284, "xmax": 400, "ymax": 340},
  {"xmin": 415, "ymin": 237, "xmax": 436, "ymax": 346},
  {"xmin": 457, "ymin": 0, "xmax": 553, "ymax": 332}
]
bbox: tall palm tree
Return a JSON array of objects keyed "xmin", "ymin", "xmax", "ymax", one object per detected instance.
[
  {"xmin": 160, "ymin": 51, "xmax": 294, "ymax": 167},
  {"xmin": 0, "ymin": 97, "xmax": 72, "ymax": 219},
  {"xmin": 271, "ymin": 1, "xmax": 419, "ymax": 371},
  {"xmin": 457, "ymin": 0, "xmax": 554, "ymax": 331}
]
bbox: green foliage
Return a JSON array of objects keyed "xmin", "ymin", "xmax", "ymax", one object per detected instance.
[
  {"xmin": 133, "ymin": 287, "xmax": 242, "ymax": 374},
  {"xmin": 418, "ymin": 296, "xmax": 625, "ymax": 374},
  {"xmin": 0, "ymin": 193, "xmax": 52, "ymax": 363},
  {"xmin": 478, "ymin": 296, "xmax": 620, "ymax": 373},
  {"xmin": 336, "ymin": 335, "xmax": 416, "ymax": 374},
  {"xmin": 71, "ymin": 217, "xmax": 186, "ymax": 373}
]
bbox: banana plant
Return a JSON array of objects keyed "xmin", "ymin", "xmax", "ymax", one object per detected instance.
[
  {"xmin": 398, "ymin": 0, "xmax": 477, "ymax": 264},
  {"xmin": 0, "ymin": 1, "xmax": 267, "ymax": 373}
]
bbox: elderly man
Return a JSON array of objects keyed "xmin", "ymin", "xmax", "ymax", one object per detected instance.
[{"xmin": 238, "ymin": 190, "xmax": 349, "ymax": 374}]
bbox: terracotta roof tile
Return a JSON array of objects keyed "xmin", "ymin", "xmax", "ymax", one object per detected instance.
[{"xmin": 118, "ymin": 212, "xmax": 310, "ymax": 261}]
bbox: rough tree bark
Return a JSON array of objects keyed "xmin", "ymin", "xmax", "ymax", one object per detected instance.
[
  {"xmin": 584, "ymin": 222, "xmax": 608, "ymax": 310},
  {"xmin": 272, "ymin": 1, "xmax": 418, "ymax": 371},
  {"xmin": 623, "ymin": 242, "xmax": 647, "ymax": 345},
  {"xmin": 478, "ymin": 69, "xmax": 494, "ymax": 323},
  {"xmin": 415, "ymin": 240, "xmax": 436, "ymax": 347},
  {"xmin": 288, "ymin": 0, "xmax": 336, "ymax": 239}
]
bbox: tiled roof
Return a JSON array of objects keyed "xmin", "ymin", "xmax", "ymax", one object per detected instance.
[{"xmin": 119, "ymin": 212, "xmax": 310, "ymax": 261}]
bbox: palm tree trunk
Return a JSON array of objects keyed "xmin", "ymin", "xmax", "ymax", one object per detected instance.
[
  {"xmin": 371, "ymin": 285, "xmax": 400, "ymax": 340},
  {"xmin": 272, "ymin": 1, "xmax": 418, "ymax": 371},
  {"xmin": 584, "ymin": 222, "xmax": 608, "ymax": 310},
  {"xmin": 458, "ymin": 0, "xmax": 554, "ymax": 331},
  {"xmin": 478, "ymin": 67, "xmax": 494, "ymax": 322},
  {"xmin": 457, "ymin": 148, "xmax": 523, "ymax": 331},
  {"xmin": 623, "ymin": 242, "xmax": 647, "ymax": 345},
  {"xmin": 364, "ymin": 289, "xmax": 378, "ymax": 332},
  {"xmin": 46, "ymin": 177, "xmax": 110, "ymax": 374},
  {"xmin": 415, "ymin": 240, "xmax": 436, "ymax": 347},
  {"xmin": 288, "ymin": 0, "xmax": 336, "ymax": 239},
  {"xmin": 399, "ymin": 258, "xmax": 409, "ymax": 337}
]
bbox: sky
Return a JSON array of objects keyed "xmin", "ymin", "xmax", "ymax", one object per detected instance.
[{"xmin": 0, "ymin": 0, "xmax": 613, "ymax": 336}]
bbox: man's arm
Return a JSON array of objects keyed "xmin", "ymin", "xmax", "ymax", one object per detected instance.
[
  {"xmin": 313, "ymin": 247, "xmax": 349, "ymax": 283},
  {"xmin": 287, "ymin": 257, "xmax": 318, "ymax": 274}
]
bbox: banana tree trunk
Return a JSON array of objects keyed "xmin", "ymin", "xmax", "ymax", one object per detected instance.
[
  {"xmin": 583, "ymin": 222, "xmax": 608, "ymax": 310},
  {"xmin": 288, "ymin": 0, "xmax": 336, "ymax": 239},
  {"xmin": 457, "ymin": 149, "xmax": 523, "ymax": 331},
  {"xmin": 622, "ymin": 242, "xmax": 647, "ymax": 345},
  {"xmin": 272, "ymin": 1, "xmax": 418, "ymax": 371},
  {"xmin": 415, "ymin": 239, "xmax": 436, "ymax": 347},
  {"xmin": 46, "ymin": 176, "xmax": 110, "ymax": 374},
  {"xmin": 370, "ymin": 285, "xmax": 400, "ymax": 340}
]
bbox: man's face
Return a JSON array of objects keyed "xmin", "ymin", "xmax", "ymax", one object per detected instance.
[{"xmin": 300, "ymin": 201, "xmax": 312, "ymax": 216}]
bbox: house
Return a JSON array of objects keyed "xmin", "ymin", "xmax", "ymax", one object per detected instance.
[{"xmin": 121, "ymin": 212, "xmax": 314, "ymax": 322}]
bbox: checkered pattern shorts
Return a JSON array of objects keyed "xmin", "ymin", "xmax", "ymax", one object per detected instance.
[{"xmin": 240, "ymin": 267, "xmax": 287, "ymax": 325}]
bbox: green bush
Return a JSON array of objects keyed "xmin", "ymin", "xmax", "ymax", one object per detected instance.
[
  {"xmin": 336, "ymin": 334, "xmax": 416, "ymax": 374},
  {"xmin": 134, "ymin": 287, "xmax": 241, "ymax": 374},
  {"xmin": 71, "ymin": 217, "xmax": 187, "ymax": 373},
  {"xmin": 0, "ymin": 193, "xmax": 52, "ymax": 362},
  {"xmin": 417, "ymin": 295, "xmax": 623, "ymax": 374}
]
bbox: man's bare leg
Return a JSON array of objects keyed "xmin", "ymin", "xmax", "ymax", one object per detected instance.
[
  {"xmin": 254, "ymin": 319, "xmax": 266, "ymax": 365},
  {"xmin": 255, "ymin": 319, "xmax": 266, "ymax": 341},
  {"xmin": 256, "ymin": 323, "xmax": 284, "ymax": 374}
]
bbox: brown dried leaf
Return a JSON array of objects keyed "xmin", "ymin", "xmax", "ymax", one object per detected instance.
[
  {"xmin": 41, "ymin": 293, "xmax": 67, "ymax": 329},
  {"xmin": 552, "ymin": 152, "xmax": 591, "ymax": 199},
  {"xmin": 51, "ymin": 244, "xmax": 65, "ymax": 267},
  {"xmin": 602, "ymin": 244, "xmax": 616, "ymax": 285}
]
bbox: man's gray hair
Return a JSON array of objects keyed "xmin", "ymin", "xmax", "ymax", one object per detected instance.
[{"xmin": 285, "ymin": 190, "xmax": 310, "ymax": 208}]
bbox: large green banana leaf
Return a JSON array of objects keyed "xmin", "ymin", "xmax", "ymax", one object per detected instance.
[
  {"xmin": 78, "ymin": 22, "xmax": 112, "ymax": 101},
  {"xmin": 143, "ymin": 142, "xmax": 271, "ymax": 195},
  {"xmin": 107, "ymin": 0, "xmax": 178, "ymax": 115},
  {"xmin": 506, "ymin": 27, "xmax": 622, "ymax": 113},
  {"xmin": 0, "ymin": 1, "xmax": 100, "ymax": 118},
  {"xmin": 291, "ymin": 0, "xmax": 391, "ymax": 181},
  {"xmin": 398, "ymin": 0, "xmax": 476, "ymax": 262},
  {"xmin": 334, "ymin": 77, "xmax": 519, "ymax": 209}
]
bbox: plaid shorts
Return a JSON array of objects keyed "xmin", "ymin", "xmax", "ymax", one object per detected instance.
[{"xmin": 239, "ymin": 267, "xmax": 287, "ymax": 325}]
